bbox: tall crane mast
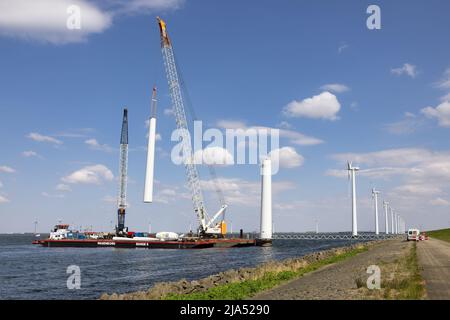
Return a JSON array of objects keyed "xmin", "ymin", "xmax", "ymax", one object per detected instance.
[
  {"xmin": 157, "ymin": 17, "xmax": 227, "ymax": 237},
  {"xmin": 117, "ymin": 108, "xmax": 129, "ymax": 235}
]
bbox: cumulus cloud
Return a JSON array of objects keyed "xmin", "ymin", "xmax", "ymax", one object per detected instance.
[
  {"xmin": 283, "ymin": 92, "xmax": 341, "ymax": 121},
  {"xmin": 0, "ymin": 0, "xmax": 112, "ymax": 44},
  {"xmin": 320, "ymin": 84, "xmax": 350, "ymax": 93},
  {"xmin": 0, "ymin": 195, "xmax": 9, "ymax": 203},
  {"xmin": 421, "ymin": 101, "xmax": 450, "ymax": 127},
  {"xmin": 27, "ymin": 132, "xmax": 62, "ymax": 144},
  {"xmin": 85, "ymin": 138, "xmax": 114, "ymax": 152},
  {"xmin": 0, "ymin": 166, "xmax": 16, "ymax": 173},
  {"xmin": 391, "ymin": 63, "xmax": 418, "ymax": 78},
  {"xmin": 62, "ymin": 164, "xmax": 114, "ymax": 184},
  {"xmin": 193, "ymin": 147, "xmax": 234, "ymax": 165},
  {"xmin": 269, "ymin": 147, "xmax": 304, "ymax": 169}
]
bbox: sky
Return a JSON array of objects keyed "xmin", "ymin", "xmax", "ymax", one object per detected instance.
[{"xmin": 1, "ymin": 0, "xmax": 450, "ymax": 233}]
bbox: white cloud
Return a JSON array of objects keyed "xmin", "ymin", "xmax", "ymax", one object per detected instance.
[
  {"xmin": 27, "ymin": 132, "xmax": 62, "ymax": 144},
  {"xmin": 383, "ymin": 112, "xmax": 423, "ymax": 135},
  {"xmin": 62, "ymin": 164, "xmax": 114, "ymax": 184},
  {"xmin": 200, "ymin": 177, "xmax": 295, "ymax": 207},
  {"xmin": 56, "ymin": 184, "xmax": 72, "ymax": 192},
  {"xmin": 440, "ymin": 92, "xmax": 450, "ymax": 102},
  {"xmin": 41, "ymin": 192, "xmax": 65, "ymax": 198},
  {"xmin": 0, "ymin": 0, "xmax": 112, "ymax": 44},
  {"xmin": 0, "ymin": 166, "xmax": 16, "ymax": 173},
  {"xmin": 283, "ymin": 91, "xmax": 341, "ymax": 121},
  {"xmin": 320, "ymin": 84, "xmax": 350, "ymax": 93},
  {"xmin": 393, "ymin": 184, "xmax": 442, "ymax": 196},
  {"xmin": 22, "ymin": 150, "xmax": 40, "ymax": 158},
  {"xmin": 0, "ymin": 195, "xmax": 9, "ymax": 203},
  {"xmin": 85, "ymin": 138, "xmax": 114, "ymax": 152},
  {"xmin": 216, "ymin": 121, "xmax": 324, "ymax": 146},
  {"xmin": 338, "ymin": 43, "xmax": 348, "ymax": 54},
  {"xmin": 391, "ymin": 63, "xmax": 418, "ymax": 78},
  {"xmin": 435, "ymin": 68, "xmax": 450, "ymax": 90},
  {"xmin": 193, "ymin": 147, "xmax": 234, "ymax": 165},
  {"xmin": 421, "ymin": 101, "xmax": 450, "ymax": 127},
  {"xmin": 277, "ymin": 121, "xmax": 292, "ymax": 129},
  {"xmin": 430, "ymin": 197, "xmax": 450, "ymax": 206},
  {"xmin": 269, "ymin": 147, "xmax": 304, "ymax": 169}
]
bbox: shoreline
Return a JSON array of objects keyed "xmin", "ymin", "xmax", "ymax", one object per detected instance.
[{"xmin": 101, "ymin": 240, "xmax": 381, "ymax": 300}]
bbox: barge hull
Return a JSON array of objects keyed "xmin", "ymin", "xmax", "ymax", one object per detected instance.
[{"xmin": 33, "ymin": 238, "xmax": 256, "ymax": 249}]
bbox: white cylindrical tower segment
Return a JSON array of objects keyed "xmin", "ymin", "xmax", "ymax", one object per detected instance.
[
  {"xmin": 260, "ymin": 158, "xmax": 272, "ymax": 240},
  {"xmin": 144, "ymin": 116, "xmax": 157, "ymax": 203}
]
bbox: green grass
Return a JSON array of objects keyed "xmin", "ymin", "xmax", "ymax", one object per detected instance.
[
  {"xmin": 427, "ymin": 228, "xmax": 450, "ymax": 243},
  {"xmin": 164, "ymin": 246, "xmax": 368, "ymax": 300},
  {"xmin": 381, "ymin": 242, "xmax": 425, "ymax": 299}
]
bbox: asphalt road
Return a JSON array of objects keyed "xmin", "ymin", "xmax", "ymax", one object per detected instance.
[{"xmin": 417, "ymin": 238, "xmax": 450, "ymax": 300}]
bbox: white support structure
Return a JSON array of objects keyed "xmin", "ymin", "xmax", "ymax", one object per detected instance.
[
  {"xmin": 144, "ymin": 88, "xmax": 157, "ymax": 203},
  {"xmin": 372, "ymin": 188, "xmax": 380, "ymax": 235},
  {"xmin": 383, "ymin": 201, "xmax": 389, "ymax": 234},
  {"xmin": 260, "ymin": 158, "xmax": 272, "ymax": 240},
  {"xmin": 348, "ymin": 162, "xmax": 359, "ymax": 237},
  {"xmin": 390, "ymin": 207, "xmax": 394, "ymax": 235}
]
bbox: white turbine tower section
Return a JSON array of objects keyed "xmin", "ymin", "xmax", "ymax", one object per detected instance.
[
  {"xmin": 383, "ymin": 201, "xmax": 389, "ymax": 234},
  {"xmin": 144, "ymin": 87, "xmax": 157, "ymax": 203},
  {"xmin": 260, "ymin": 158, "xmax": 272, "ymax": 240},
  {"xmin": 348, "ymin": 162, "xmax": 359, "ymax": 237},
  {"xmin": 372, "ymin": 188, "xmax": 380, "ymax": 235},
  {"xmin": 390, "ymin": 207, "xmax": 395, "ymax": 235}
]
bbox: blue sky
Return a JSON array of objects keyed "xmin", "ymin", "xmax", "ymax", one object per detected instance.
[{"xmin": 1, "ymin": 0, "xmax": 450, "ymax": 233}]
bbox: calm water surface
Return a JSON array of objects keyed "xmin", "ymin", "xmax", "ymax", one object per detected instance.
[{"xmin": 0, "ymin": 234, "xmax": 362, "ymax": 299}]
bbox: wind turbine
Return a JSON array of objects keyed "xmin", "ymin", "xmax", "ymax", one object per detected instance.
[
  {"xmin": 372, "ymin": 188, "xmax": 380, "ymax": 235},
  {"xmin": 348, "ymin": 162, "xmax": 360, "ymax": 237},
  {"xmin": 383, "ymin": 201, "xmax": 389, "ymax": 234}
]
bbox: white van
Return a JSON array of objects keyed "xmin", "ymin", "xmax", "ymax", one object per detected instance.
[{"xmin": 407, "ymin": 228, "xmax": 420, "ymax": 241}]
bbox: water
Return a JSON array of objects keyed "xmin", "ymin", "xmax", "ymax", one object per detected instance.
[{"xmin": 0, "ymin": 234, "xmax": 361, "ymax": 300}]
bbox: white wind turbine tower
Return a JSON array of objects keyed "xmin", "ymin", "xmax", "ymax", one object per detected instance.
[
  {"xmin": 383, "ymin": 200, "xmax": 389, "ymax": 234},
  {"xmin": 372, "ymin": 188, "xmax": 380, "ymax": 235},
  {"xmin": 348, "ymin": 162, "xmax": 360, "ymax": 237},
  {"xmin": 390, "ymin": 207, "xmax": 395, "ymax": 235}
]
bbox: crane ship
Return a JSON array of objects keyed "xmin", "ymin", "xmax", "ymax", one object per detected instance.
[{"xmin": 33, "ymin": 17, "xmax": 258, "ymax": 249}]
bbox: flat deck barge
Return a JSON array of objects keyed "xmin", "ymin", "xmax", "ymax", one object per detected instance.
[{"xmin": 32, "ymin": 238, "xmax": 256, "ymax": 249}]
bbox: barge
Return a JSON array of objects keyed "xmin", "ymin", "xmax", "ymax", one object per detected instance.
[{"xmin": 32, "ymin": 237, "xmax": 256, "ymax": 249}]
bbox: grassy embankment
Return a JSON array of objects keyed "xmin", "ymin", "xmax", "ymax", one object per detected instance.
[
  {"xmin": 164, "ymin": 245, "xmax": 368, "ymax": 300},
  {"xmin": 427, "ymin": 228, "xmax": 450, "ymax": 243},
  {"xmin": 356, "ymin": 242, "xmax": 425, "ymax": 300}
]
